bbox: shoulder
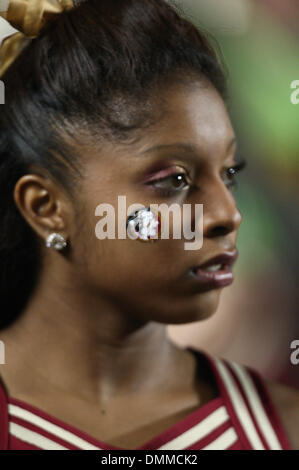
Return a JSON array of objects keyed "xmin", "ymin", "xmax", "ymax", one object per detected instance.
[
  {"xmin": 210, "ymin": 353, "xmax": 299, "ymax": 450},
  {"xmin": 263, "ymin": 377, "xmax": 299, "ymax": 450}
]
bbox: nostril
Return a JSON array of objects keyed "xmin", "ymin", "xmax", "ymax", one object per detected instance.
[{"xmin": 207, "ymin": 225, "xmax": 232, "ymax": 238}]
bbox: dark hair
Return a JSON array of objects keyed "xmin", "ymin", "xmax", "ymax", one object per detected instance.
[{"xmin": 0, "ymin": 0, "xmax": 228, "ymax": 329}]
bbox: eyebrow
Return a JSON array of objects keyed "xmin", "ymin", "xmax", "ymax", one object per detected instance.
[{"xmin": 141, "ymin": 137, "xmax": 237, "ymax": 156}]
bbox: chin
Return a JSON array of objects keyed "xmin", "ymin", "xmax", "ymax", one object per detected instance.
[{"xmin": 164, "ymin": 288, "xmax": 223, "ymax": 325}]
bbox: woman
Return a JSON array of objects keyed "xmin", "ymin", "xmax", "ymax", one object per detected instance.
[{"xmin": 0, "ymin": 0, "xmax": 298, "ymax": 450}]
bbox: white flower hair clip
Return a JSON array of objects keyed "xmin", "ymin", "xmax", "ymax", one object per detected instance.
[{"xmin": 126, "ymin": 207, "xmax": 161, "ymax": 242}]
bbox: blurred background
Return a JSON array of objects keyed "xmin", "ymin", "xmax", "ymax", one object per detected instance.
[{"xmin": 0, "ymin": 0, "xmax": 298, "ymax": 387}]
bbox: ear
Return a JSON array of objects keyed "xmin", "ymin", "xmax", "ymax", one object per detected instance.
[{"xmin": 13, "ymin": 173, "xmax": 70, "ymax": 243}]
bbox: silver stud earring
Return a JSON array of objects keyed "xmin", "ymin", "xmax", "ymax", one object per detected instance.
[{"xmin": 45, "ymin": 232, "xmax": 68, "ymax": 251}]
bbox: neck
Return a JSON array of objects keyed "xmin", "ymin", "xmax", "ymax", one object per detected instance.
[{"xmin": 0, "ymin": 264, "xmax": 195, "ymax": 405}]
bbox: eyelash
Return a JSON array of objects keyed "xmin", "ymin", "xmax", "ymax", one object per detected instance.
[
  {"xmin": 148, "ymin": 172, "xmax": 190, "ymax": 197},
  {"xmin": 223, "ymin": 160, "xmax": 247, "ymax": 191},
  {"xmin": 148, "ymin": 160, "xmax": 247, "ymax": 197}
]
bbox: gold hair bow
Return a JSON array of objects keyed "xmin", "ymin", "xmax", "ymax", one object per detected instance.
[{"xmin": 0, "ymin": 0, "xmax": 75, "ymax": 77}]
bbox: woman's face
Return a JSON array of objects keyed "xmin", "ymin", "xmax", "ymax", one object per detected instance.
[{"xmin": 71, "ymin": 80, "xmax": 242, "ymax": 324}]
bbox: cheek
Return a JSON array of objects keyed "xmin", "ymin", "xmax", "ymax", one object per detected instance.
[
  {"xmin": 70, "ymin": 210, "xmax": 222, "ymax": 321},
  {"xmin": 83, "ymin": 237, "xmax": 184, "ymax": 289},
  {"xmin": 79, "ymin": 204, "xmax": 168, "ymax": 281},
  {"xmin": 74, "ymin": 212, "xmax": 192, "ymax": 295},
  {"xmin": 67, "ymin": 183, "xmax": 226, "ymax": 321},
  {"xmin": 72, "ymin": 191, "xmax": 198, "ymax": 296}
]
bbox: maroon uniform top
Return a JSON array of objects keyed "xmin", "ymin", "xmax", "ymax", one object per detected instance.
[{"xmin": 0, "ymin": 348, "xmax": 292, "ymax": 450}]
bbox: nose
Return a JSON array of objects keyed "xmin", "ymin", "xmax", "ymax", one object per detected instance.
[{"xmin": 201, "ymin": 183, "xmax": 242, "ymax": 239}]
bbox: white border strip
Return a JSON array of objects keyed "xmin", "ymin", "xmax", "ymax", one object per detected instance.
[
  {"xmin": 213, "ymin": 359, "xmax": 265, "ymax": 449},
  {"xmin": 202, "ymin": 427, "xmax": 238, "ymax": 450},
  {"xmin": 229, "ymin": 362, "xmax": 282, "ymax": 450},
  {"xmin": 10, "ymin": 422, "xmax": 68, "ymax": 450},
  {"xmin": 157, "ymin": 405, "xmax": 229, "ymax": 450},
  {"xmin": 8, "ymin": 404, "xmax": 102, "ymax": 450}
]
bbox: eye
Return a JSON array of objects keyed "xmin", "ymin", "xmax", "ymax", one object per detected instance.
[
  {"xmin": 147, "ymin": 170, "xmax": 191, "ymax": 197},
  {"xmin": 223, "ymin": 159, "xmax": 247, "ymax": 190}
]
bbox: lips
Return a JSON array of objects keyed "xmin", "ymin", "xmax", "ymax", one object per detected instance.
[
  {"xmin": 188, "ymin": 250, "xmax": 238, "ymax": 289},
  {"xmin": 194, "ymin": 250, "xmax": 239, "ymax": 271}
]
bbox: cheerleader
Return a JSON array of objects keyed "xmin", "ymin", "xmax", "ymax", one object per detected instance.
[{"xmin": 0, "ymin": 0, "xmax": 297, "ymax": 450}]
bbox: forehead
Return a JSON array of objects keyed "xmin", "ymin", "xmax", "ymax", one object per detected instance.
[
  {"xmin": 145, "ymin": 81, "xmax": 235, "ymax": 153},
  {"xmin": 80, "ymin": 80, "xmax": 236, "ymax": 173}
]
